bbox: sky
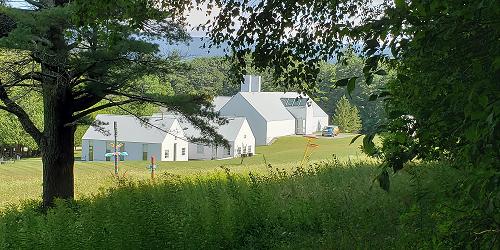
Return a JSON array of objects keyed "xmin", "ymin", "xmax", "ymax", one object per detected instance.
[{"xmin": 5, "ymin": 0, "xmax": 217, "ymax": 37}]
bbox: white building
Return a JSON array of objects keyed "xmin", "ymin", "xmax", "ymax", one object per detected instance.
[
  {"xmin": 218, "ymin": 76, "xmax": 329, "ymax": 145},
  {"xmin": 81, "ymin": 114, "xmax": 188, "ymax": 162},
  {"xmin": 156, "ymin": 115, "xmax": 256, "ymax": 160},
  {"xmin": 185, "ymin": 117, "xmax": 255, "ymax": 160}
]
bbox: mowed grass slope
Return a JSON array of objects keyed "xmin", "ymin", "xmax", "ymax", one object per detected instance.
[{"xmin": 0, "ymin": 136, "xmax": 369, "ymax": 208}]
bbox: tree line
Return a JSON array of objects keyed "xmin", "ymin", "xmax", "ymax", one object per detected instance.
[{"xmin": 1, "ymin": 53, "xmax": 386, "ymax": 152}]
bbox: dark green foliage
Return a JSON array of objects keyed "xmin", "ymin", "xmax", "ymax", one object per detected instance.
[
  {"xmin": 359, "ymin": 1, "xmax": 500, "ymax": 243},
  {"xmin": 204, "ymin": 0, "xmax": 374, "ymax": 92},
  {"xmin": 308, "ymin": 56, "xmax": 389, "ymax": 134},
  {"xmin": 332, "ymin": 96, "xmax": 362, "ymax": 133},
  {"xmin": 206, "ymin": 0, "xmax": 499, "ymax": 245},
  {"xmin": 0, "ymin": 161, "xmax": 466, "ymax": 249}
]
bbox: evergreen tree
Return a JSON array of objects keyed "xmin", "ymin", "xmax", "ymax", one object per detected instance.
[
  {"xmin": 332, "ymin": 96, "xmax": 362, "ymax": 133},
  {"xmin": 0, "ymin": 0, "xmax": 226, "ymax": 207}
]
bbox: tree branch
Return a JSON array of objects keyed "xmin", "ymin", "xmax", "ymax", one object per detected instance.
[
  {"xmin": 72, "ymin": 99, "xmax": 137, "ymax": 122},
  {"xmin": 70, "ymin": 57, "xmax": 128, "ymax": 82},
  {"xmin": 0, "ymin": 81, "xmax": 43, "ymax": 145},
  {"xmin": 3, "ymin": 71, "xmax": 46, "ymax": 88},
  {"xmin": 72, "ymin": 93, "xmax": 103, "ymax": 112}
]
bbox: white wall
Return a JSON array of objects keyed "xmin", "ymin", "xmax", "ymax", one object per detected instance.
[
  {"xmin": 81, "ymin": 139, "xmax": 163, "ymax": 162},
  {"xmin": 92, "ymin": 140, "xmax": 107, "ymax": 161},
  {"xmin": 305, "ymin": 104, "xmax": 315, "ymax": 134},
  {"xmin": 233, "ymin": 120, "xmax": 256, "ymax": 156},
  {"xmin": 266, "ymin": 120, "xmax": 295, "ymax": 144},
  {"xmin": 219, "ymin": 94, "xmax": 268, "ymax": 145},
  {"xmin": 312, "ymin": 116, "xmax": 329, "ymax": 132},
  {"xmin": 160, "ymin": 120, "xmax": 188, "ymax": 161},
  {"xmin": 188, "ymin": 120, "xmax": 255, "ymax": 160},
  {"xmin": 188, "ymin": 143, "xmax": 211, "ymax": 160},
  {"xmin": 285, "ymin": 106, "xmax": 306, "ymax": 134},
  {"xmin": 188, "ymin": 142, "xmax": 233, "ymax": 160}
]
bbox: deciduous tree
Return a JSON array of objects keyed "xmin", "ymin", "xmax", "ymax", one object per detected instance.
[{"xmin": 205, "ymin": 0, "xmax": 499, "ymax": 245}]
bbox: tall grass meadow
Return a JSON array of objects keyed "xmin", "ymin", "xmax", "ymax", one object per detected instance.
[{"xmin": 0, "ymin": 159, "xmax": 461, "ymax": 249}]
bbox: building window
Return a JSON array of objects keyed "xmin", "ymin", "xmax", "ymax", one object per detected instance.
[
  {"xmin": 243, "ymin": 146, "xmax": 247, "ymax": 154},
  {"xmin": 181, "ymin": 148, "xmax": 186, "ymax": 156},
  {"xmin": 226, "ymin": 147, "xmax": 231, "ymax": 155},
  {"xmin": 142, "ymin": 144, "xmax": 148, "ymax": 161},
  {"xmin": 164, "ymin": 149, "xmax": 169, "ymax": 159},
  {"xmin": 237, "ymin": 147, "xmax": 241, "ymax": 155},
  {"xmin": 244, "ymin": 134, "xmax": 247, "ymax": 139},
  {"xmin": 247, "ymin": 145, "xmax": 252, "ymax": 153},
  {"xmin": 197, "ymin": 144, "xmax": 204, "ymax": 154}
]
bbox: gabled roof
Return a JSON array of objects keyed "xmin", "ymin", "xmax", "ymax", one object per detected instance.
[
  {"xmin": 213, "ymin": 96, "xmax": 232, "ymax": 111},
  {"xmin": 234, "ymin": 92, "xmax": 328, "ymax": 121},
  {"xmin": 237, "ymin": 92, "xmax": 296, "ymax": 121},
  {"xmin": 170, "ymin": 116, "xmax": 247, "ymax": 142},
  {"xmin": 216, "ymin": 117, "xmax": 247, "ymax": 142},
  {"xmin": 82, "ymin": 114, "xmax": 178, "ymax": 143}
]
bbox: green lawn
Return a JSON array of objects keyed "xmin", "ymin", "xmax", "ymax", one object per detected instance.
[{"xmin": 0, "ymin": 135, "xmax": 372, "ymax": 208}]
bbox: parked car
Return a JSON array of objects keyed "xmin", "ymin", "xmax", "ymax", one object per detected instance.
[{"xmin": 322, "ymin": 125, "xmax": 340, "ymax": 137}]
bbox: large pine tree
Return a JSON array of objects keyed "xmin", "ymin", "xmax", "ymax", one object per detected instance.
[{"xmin": 0, "ymin": 0, "xmax": 225, "ymax": 207}]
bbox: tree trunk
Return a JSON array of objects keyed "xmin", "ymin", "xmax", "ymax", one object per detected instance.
[{"xmin": 41, "ymin": 82, "xmax": 75, "ymax": 208}]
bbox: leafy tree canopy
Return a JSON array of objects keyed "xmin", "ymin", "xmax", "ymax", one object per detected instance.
[{"xmin": 205, "ymin": 0, "xmax": 500, "ymax": 245}]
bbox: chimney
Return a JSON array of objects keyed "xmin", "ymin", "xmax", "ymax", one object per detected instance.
[{"xmin": 241, "ymin": 75, "xmax": 262, "ymax": 92}]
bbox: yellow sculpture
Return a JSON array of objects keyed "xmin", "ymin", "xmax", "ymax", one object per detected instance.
[{"xmin": 301, "ymin": 135, "xmax": 319, "ymax": 167}]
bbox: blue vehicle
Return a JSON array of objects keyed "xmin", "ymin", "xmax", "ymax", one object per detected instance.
[{"xmin": 321, "ymin": 125, "xmax": 339, "ymax": 137}]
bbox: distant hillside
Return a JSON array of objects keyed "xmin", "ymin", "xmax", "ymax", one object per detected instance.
[
  {"xmin": 153, "ymin": 37, "xmax": 391, "ymax": 60},
  {"xmin": 155, "ymin": 37, "xmax": 228, "ymax": 58}
]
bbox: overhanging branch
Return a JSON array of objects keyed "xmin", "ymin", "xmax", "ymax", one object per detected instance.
[
  {"xmin": 0, "ymin": 81, "xmax": 43, "ymax": 144},
  {"xmin": 72, "ymin": 99, "xmax": 137, "ymax": 122}
]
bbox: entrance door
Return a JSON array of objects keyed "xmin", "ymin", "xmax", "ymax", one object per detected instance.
[
  {"xmin": 296, "ymin": 119, "xmax": 306, "ymax": 134},
  {"xmin": 88, "ymin": 145, "xmax": 94, "ymax": 161},
  {"xmin": 173, "ymin": 143, "xmax": 177, "ymax": 161}
]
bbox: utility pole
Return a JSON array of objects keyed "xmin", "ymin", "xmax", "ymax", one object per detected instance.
[
  {"xmin": 114, "ymin": 121, "xmax": 118, "ymax": 175},
  {"xmin": 105, "ymin": 121, "xmax": 128, "ymax": 176}
]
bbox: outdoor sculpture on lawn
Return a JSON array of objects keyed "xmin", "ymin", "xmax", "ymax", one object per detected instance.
[
  {"xmin": 301, "ymin": 135, "xmax": 319, "ymax": 167},
  {"xmin": 104, "ymin": 122, "xmax": 128, "ymax": 175}
]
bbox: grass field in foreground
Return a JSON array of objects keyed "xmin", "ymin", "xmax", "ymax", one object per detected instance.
[
  {"xmin": 0, "ymin": 161, "xmax": 461, "ymax": 249},
  {"xmin": 0, "ymin": 135, "xmax": 373, "ymax": 208}
]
